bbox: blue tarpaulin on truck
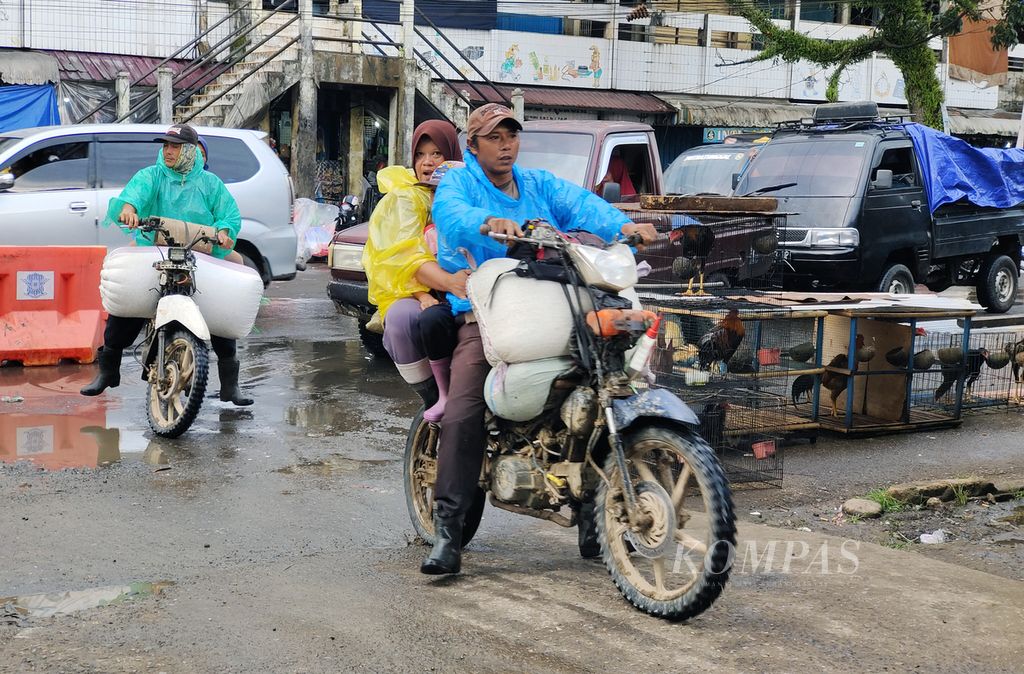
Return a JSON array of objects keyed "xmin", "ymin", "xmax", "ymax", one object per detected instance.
[{"xmin": 904, "ymin": 122, "xmax": 1024, "ymax": 213}]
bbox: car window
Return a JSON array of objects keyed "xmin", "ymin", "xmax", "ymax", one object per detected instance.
[
  {"xmin": 517, "ymin": 132, "xmax": 593, "ymax": 186},
  {"xmin": 0, "ymin": 137, "xmax": 21, "ymax": 154},
  {"xmin": 97, "ymin": 140, "xmax": 157, "ymax": 188},
  {"xmin": 871, "ymin": 147, "xmax": 917, "ymax": 188},
  {"xmin": 665, "ymin": 147, "xmax": 756, "ymax": 196},
  {"xmin": 203, "ymin": 136, "xmax": 260, "ymax": 183},
  {"xmin": 1, "ymin": 141, "xmax": 90, "ymax": 193},
  {"xmin": 738, "ymin": 139, "xmax": 868, "ymax": 197}
]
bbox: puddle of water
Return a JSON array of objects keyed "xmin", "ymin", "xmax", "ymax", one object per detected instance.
[
  {"xmin": 277, "ymin": 454, "xmax": 393, "ymax": 476},
  {"xmin": 1, "ymin": 581, "xmax": 174, "ymax": 619},
  {"xmin": 0, "ymin": 412, "xmax": 152, "ymax": 470},
  {"xmin": 1001, "ymin": 505, "xmax": 1024, "ymax": 526}
]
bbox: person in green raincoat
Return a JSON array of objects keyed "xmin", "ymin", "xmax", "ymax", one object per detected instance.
[{"xmin": 81, "ymin": 123, "xmax": 253, "ymax": 406}]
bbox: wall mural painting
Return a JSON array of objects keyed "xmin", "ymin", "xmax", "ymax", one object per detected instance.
[{"xmin": 501, "ymin": 44, "xmax": 604, "ymax": 88}]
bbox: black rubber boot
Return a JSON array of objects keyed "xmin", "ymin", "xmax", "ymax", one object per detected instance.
[
  {"xmin": 411, "ymin": 378, "xmax": 439, "ymax": 411},
  {"xmin": 577, "ymin": 499, "xmax": 601, "ymax": 559},
  {"xmin": 217, "ymin": 358, "xmax": 253, "ymax": 406},
  {"xmin": 80, "ymin": 348, "xmax": 122, "ymax": 396},
  {"xmin": 420, "ymin": 511, "xmax": 464, "ymax": 575}
]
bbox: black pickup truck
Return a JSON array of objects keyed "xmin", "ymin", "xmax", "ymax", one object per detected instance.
[{"xmin": 735, "ymin": 102, "xmax": 1024, "ymax": 312}]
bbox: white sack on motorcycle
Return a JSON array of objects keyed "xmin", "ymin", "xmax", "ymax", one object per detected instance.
[
  {"xmin": 468, "ymin": 257, "xmax": 598, "ymax": 367},
  {"xmin": 99, "ymin": 247, "xmax": 264, "ymax": 339},
  {"xmin": 484, "ymin": 357, "xmax": 575, "ymax": 422}
]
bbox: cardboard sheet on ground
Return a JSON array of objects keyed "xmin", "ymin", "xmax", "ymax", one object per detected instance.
[{"xmin": 821, "ymin": 315, "xmax": 912, "ymax": 421}]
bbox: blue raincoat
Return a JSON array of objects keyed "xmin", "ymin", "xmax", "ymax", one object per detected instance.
[
  {"xmin": 105, "ymin": 148, "xmax": 241, "ymax": 259},
  {"xmin": 432, "ymin": 152, "xmax": 631, "ymax": 313}
]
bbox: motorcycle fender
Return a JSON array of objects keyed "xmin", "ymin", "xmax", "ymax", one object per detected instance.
[
  {"xmin": 611, "ymin": 388, "xmax": 700, "ymax": 431},
  {"xmin": 155, "ymin": 295, "xmax": 211, "ymax": 341}
]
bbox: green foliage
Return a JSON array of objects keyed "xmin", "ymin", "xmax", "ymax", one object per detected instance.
[
  {"xmin": 1014, "ymin": 489, "xmax": 1024, "ymax": 500},
  {"xmin": 951, "ymin": 484, "xmax": 969, "ymax": 507},
  {"xmin": 726, "ymin": 1, "xmax": 1024, "ymax": 130},
  {"xmin": 866, "ymin": 488, "xmax": 904, "ymax": 513}
]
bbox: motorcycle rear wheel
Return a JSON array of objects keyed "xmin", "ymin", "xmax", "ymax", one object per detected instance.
[
  {"xmin": 403, "ymin": 410, "xmax": 485, "ymax": 547},
  {"xmin": 597, "ymin": 425, "xmax": 735, "ymax": 621},
  {"xmin": 146, "ymin": 328, "xmax": 209, "ymax": 438}
]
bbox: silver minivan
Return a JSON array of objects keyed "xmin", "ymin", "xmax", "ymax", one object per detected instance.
[{"xmin": 0, "ymin": 124, "xmax": 296, "ymax": 283}]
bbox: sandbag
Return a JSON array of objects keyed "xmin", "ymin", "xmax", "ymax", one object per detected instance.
[
  {"xmin": 484, "ymin": 358, "xmax": 575, "ymax": 422},
  {"xmin": 99, "ymin": 247, "xmax": 263, "ymax": 339},
  {"xmin": 468, "ymin": 257, "xmax": 595, "ymax": 367}
]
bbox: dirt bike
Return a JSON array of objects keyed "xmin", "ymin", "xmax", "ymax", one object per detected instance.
[
  {"xmin": 404, "ymin": 221, "xmax": 736, "ymax": 621},
  {"xmin": 135, "ymin": 217, "xmax": 218, "ymax": 438}
]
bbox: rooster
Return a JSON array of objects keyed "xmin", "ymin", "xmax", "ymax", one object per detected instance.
[
  {"xmin": 698, "ymin": 309, "xmax": 745, "ymax": 372},
  {"xmin": 791, "ymin": 374, "xmax": 815, "ymax": 407},
  {"xmin": 669, "ymin": 219, "xmax": 715, "ymax": 295},
  {"xmin": 820, "ymin": 334, "xmax": 865, "ymax": 417},
  {"xmin": 934, "ymin": 348, "xmax": 988, "ymax": 401},
  {"xmin": 697, "ymin": 401, "xmax": 730, "ymax": 449},
  {"xmin": 1007, "ymin": 339, "xmax": 1024, "ymax": 383}
]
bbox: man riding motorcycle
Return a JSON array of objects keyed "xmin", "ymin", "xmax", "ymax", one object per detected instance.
[
  {"xmin": 80, "ymin": 123, "xmax": 253, "ymax": 407},
  {"xmin": 421, "ymin": 104, "xmax": 657, "ymax": 575}
]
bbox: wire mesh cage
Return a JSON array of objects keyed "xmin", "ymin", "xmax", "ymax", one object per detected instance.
[
  {"xmin": 812, "ymin": 314, "xmax": 965, "ymax": 433},
  {"xmin": 625, "ymin": 207, "xmax": 787, "ymax": 295},
  {"xmin": 638, "ymin": 301, "xmax": 823, "ymax": 487},
  {"xmin": 913, "ymin": 330, "xmax": 1024, "ymax": 413}
]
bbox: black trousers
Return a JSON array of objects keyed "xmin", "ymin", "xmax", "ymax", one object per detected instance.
[
  {"xmin": 433, "ymin": 322, "xmax": 489, "ymax": 519},
  {"xmin": 103, "ymin": 315, "xmax": 237, "ymax": 359},
  {"xmin": 415, "ymin": 302, "xmax": 460, "ymax": 362}
]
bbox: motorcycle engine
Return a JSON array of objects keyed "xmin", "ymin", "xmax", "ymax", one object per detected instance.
[{"xmin": 491, "ymin": 455, "xmax": 547, "ymax": 509}]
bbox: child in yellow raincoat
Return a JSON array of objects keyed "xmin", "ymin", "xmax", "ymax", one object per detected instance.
[{"xmin": 362, "ymin": 121, "xmax": 466, "ymax": 420}]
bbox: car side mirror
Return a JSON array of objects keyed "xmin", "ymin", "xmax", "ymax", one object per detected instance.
[
  {"xmin": 872, "ymin": 169, "xmax": 893, "ymax": 190},
  {"xmin": 0, "ymin": 173, "xmax": 14, "ymax": 192},
  {"xmin": 731, "ymin": 173, "xmax": 741, "ymax": 190},
  {"xmin": 602, "ymin": 181, "xmax": 621, "ymax": 203}
]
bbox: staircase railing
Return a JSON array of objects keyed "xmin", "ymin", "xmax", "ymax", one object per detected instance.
[
  {"xmin": 114, "ymin": 0, "xmax": 301, "ymax": 124},
  {"xmin": 92, "ymin": 3, "xmax": 513, "ymax": 127},
  {"xmin": 73, "ymin": 0, "xmax": 258, "ymax": 123}
]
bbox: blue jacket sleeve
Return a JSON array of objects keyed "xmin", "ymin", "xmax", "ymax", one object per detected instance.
[
  {"xmin": 540, "ymin": 170, "xmax": 630, "ymax": 242},
  {"xmin": 432, "ymin": 170, "xmax": 494, "ymax": 273}
]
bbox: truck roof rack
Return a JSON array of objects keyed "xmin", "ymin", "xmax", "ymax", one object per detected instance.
[{"xmin": 772, "ymin": 101, "xmax": 912, "ymax": 134}]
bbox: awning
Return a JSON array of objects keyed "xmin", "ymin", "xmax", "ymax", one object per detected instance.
[
  {"xmin": 947, "ymin": 107, "xmax": 1022, "ymax": 137},
  {"xmin": 661, "ymin": 95, "xmax": 813, "ymax": 127},
  {"xmin": 0, "ymin": 50, "xmax": 60, "ymax": 85},
  {"xmin": 446, "ymin": 83, "xmax": 675, "ymax": 116}
]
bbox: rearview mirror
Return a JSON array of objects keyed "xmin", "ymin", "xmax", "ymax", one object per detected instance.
[
  {"xmin": 0, "ymin": 173, "xmax": 14, "ymax": 191},
  {"xmin": 602, "ymin": 181, "xmax": 621, "ymax": 203},
  {"xmin": 731, "ymin": 173, "xmax": 741, "ymax": 190},
  {"xmin": 872, "ymin": 169, "xmax": 893, "ymax": 190}
]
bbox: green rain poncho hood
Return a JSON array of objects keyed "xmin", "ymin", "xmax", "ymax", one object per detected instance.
[{"xmin": 105, "ymin": 147, "xmax": 242, "ymax": 259}]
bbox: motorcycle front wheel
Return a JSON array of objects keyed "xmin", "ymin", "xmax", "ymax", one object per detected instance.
[
  {"xmin": 146, "ymin": 328, "xmax": 209, "ymax": 438},
  {"xmin": 403, "ymin": 410, "xmax": 485, "ymax": 547},
  {"xmin": 597, "ymin": 425, "xmax": 736, "ymax": 621}
]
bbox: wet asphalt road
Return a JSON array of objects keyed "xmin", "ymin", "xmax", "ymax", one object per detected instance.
[{"xmin": 1, "ymin": 265, "xmax": 1023, "ymax": 673}]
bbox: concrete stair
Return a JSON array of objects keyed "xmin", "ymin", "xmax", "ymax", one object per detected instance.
[{"xmin": 174, "ymin": 27, "xmax": 469, "ymax": 130}]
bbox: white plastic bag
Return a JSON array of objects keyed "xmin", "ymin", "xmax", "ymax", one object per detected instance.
[
  {"xmin": 100, "ymin": 247, "xmax": 264, "ymax": 339},
  {"xmin": 292, "ymin": 197, "xmax": 339, "ymax": 261}
]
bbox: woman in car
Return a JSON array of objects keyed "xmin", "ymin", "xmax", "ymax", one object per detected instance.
[
  {"xmin": 80, "ymin": 123, "xmax": 253, "ymax": 407},
  {"xmin": 362, "ymin": 120, "xmax": 466, "ymax": 419}
]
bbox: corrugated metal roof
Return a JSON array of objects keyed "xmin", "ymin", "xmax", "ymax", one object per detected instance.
[
  {"xmin": 947, "ymin": 107, "xmax": 1022, "ymax": 137},
  {"xmin": 45, "ymin": 50, "xmax": 223, "ymax": 91},
  {"xmin": 0, "ymin": 50, "xmax": 60, "ymax": 85},
  {"xmin": 448, "ymin": 83, "xmax": 675, "ymax": 115},
  {"xmin": 662, "ymin": 95, "xmax": 813, "ymax": 127}
]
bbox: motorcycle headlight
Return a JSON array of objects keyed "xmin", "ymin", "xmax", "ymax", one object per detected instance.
[
  {"xmin": 331, "ymin": 243, "xmax": 365, "ymax": 272},
  {"xmin": 168, "ymin": 247, "xmax": 186, "ymax": 262},
  {"xmin": 808, "ymin": 228, "xmax": 859, "ymax": 248},
  {"xmin": 567, "ymin": 243, "xmax": 638, "ymax": 292}
]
